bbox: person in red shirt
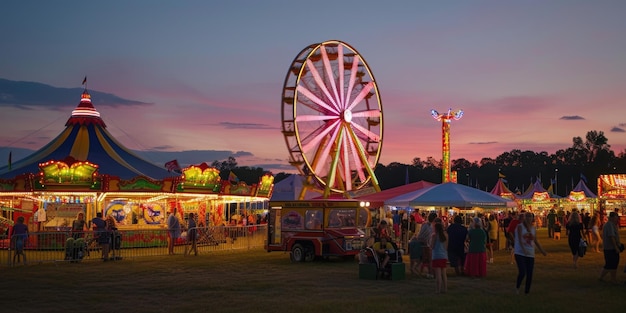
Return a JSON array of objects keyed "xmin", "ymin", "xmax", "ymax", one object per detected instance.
[{"xmin": 506, "ymin": 211, "xmax": 524, "ymax": 264}]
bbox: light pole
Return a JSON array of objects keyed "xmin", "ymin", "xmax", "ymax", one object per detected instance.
[
  {"xmin": 466, "ymin": 173, "xmax": 470, "ymax": 186},
  {"xmin": 554, "ymin": 168, "xmax": 558, "ymax": 196}
]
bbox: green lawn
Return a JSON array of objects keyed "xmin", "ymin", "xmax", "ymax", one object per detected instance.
[{"xmin": 3, "ymin": 228, "xmax": 625, "ymax": 313}]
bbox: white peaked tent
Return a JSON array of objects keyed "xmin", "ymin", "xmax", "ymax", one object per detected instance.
[
  {"xmin": 385, "ymin": 182, "xmax": 517, "ymax": 208},
  {"xmin": 270, "ymin": 174, "xmax": 321, "ymax": 201}
]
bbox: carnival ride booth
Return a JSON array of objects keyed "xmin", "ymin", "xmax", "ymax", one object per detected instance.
[
  {"xmin": 0, "ymin": 89, "xmax": 275, "ymax": 247},
  {"xmin": 597, "ymin": 174, "xmax": 626, "ymax": 227}
]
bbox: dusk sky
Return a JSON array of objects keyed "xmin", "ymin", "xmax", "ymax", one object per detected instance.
[{"xmin": 1, "ymin": 1, "xmax": 626, "ymax": 174}]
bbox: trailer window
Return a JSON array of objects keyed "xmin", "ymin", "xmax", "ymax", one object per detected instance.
[
  {"xmin": 282, "ymin": 210, "xmax": 303, "ymax": 229},
  {"xmin": 305, "ymin": 210, "xmax": 322, "ymax": 229},
  {"xmin": 327, "ymin": 209, "xmax": 356, "ymax": 228}
]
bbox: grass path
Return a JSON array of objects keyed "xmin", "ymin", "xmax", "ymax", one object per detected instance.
[{"xmin": 2, "ymin": 228, "xmax": 624, "ymax": 313}]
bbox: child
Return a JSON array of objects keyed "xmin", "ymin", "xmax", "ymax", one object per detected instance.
[
  {"xmin": 408, "ymin": 234, "xmax": 423, "ymax": 277},
  {"xmin": 11, "ymin": 216, "xmax": 29, "ymax": 265},
  {"xmin": 553, "ymin": 221, "xmax": 562, "ymax": 240}
]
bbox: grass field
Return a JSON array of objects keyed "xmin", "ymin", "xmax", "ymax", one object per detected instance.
[{"xmin": 2, "ymin": 228, "xmax": 625, "ymax": 313}]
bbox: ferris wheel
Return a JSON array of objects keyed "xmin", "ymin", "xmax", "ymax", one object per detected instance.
[{"xmin": 280, "ymin": 40, "xmax": 383, "ymax": 198}]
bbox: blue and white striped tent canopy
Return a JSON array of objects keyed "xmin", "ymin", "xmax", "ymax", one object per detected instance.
[{"xmin": 0, "ymin": 90, "xmax": 173, "ymax": 180}]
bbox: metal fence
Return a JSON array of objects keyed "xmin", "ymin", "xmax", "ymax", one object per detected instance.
[{"xmin": 1, "ymin": 224, "xmax": 267, "ymax": 267}]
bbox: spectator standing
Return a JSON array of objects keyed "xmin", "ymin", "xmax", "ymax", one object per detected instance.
[
  {"xmin": 11, "ymin": 216, "xmax": 29, "ymax": 265},
  {"xmin": 582, "ymin": 212, "xmax": 592, "ymax": 243},
  {"xmin": 514, "ymin": 212, "xmax": 547, "ymax": 294},
  {"xmin": 487, "ymin": 214, "xmax": 498, "ymax": 264},
  {"xmin": 503, "ymin": 211, "xmax": 513, "ymax": 250},
  {"xmin": 507, "ymin": 212, "xmax": 523, "ymax": 264},
  {"xmin": 91, "ymin": 212, "xmax": 110, "ymax": 261},
  {"xmin": 446, "ymin": 215, "xmax": 468, "ymax": 276},
  {"xmin": 430, "ymin": 221, "xmax": 448, "ymax": 294},
  {"xmin": 416, "ymin": 212, "xmax": 437, "ymax": 278},
  {"xmin": 465, "ymin": 217, "xmax": 488, "ymax": 278},
  {"xmin": 566, "ymin": 211, "xmax": 585, "ymax": 269},
  {"xmin": 408, "ymin": 234, "xmax": 423, "ymax": 277},
  {"xmin": 167, "ymin": 207, "xmax": 182, "ymax": 255},
  {"xmin": 71, "ymin": 212, "xmax": 88, "ymax": 239},
  {"xmin": 546, "ymin": 207, "xmax": 557, "ymax": 238},
  {"xmin": 589, "ymin": 213, "xmax": 602, "ymax": 253},
  {"xmin": 186, "ymin": 212, "xmax": 198, "ymax": 256},
  {"xmin": 598, "ymin": 212, "xmax": 622, "ymax": 284}
]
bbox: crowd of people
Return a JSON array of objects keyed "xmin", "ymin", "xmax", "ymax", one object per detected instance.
[{"xmin": 365, "ymin": 205, "xmax": 624, "ymax": 295}]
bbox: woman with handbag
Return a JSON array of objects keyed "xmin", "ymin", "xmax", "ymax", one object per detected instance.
[{"xmin": 566, "ymin": 211, "xmax": 585, "ymax": 269}]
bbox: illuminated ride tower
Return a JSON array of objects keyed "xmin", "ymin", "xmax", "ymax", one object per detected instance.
[{"xmin": 431, "ymin": 108, "xmax": 464, "ymax": 183}]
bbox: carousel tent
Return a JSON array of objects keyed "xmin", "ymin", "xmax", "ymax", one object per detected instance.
[
  {"xmin": 490, "ymin": 178, "xmax": 516, "ymax": 199},
  {"xmin": 0, "ymin": 90, "xmax": 173, "ymax": 180},
  {"xmin": 385, "ymin": 182, "xmax": 517, "ymax": 208}
]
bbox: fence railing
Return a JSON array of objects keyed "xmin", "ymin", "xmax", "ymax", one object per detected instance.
[{"xmin": 1, "ymin": 224, "xmax": 267, "ymax": 267}]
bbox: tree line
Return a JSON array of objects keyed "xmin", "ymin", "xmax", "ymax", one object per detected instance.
[{"xmin": 216, "ymin": 130, "xmax": 626, "ymax": 196}]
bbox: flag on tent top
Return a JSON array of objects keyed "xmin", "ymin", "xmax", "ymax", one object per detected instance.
[
  {"xmin": 229, "ymin": 171, "xmax": 239, "ymax": 183},
  {"xmin": 82, "ymin": 76, "xmax": 87, "ymax": 85},
  {"xmin": 499, "ymin": 172, "xmax": 506, "ymax": 178},
  {"xmin": 164, "ymin": 159, "xmax": 181, "ymax": 173},
  {"xmin": 580, "ymin": 173, "xmax": 588, "ymax": 183}
]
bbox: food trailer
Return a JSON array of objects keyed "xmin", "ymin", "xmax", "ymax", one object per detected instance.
[{"xmin": 266, "ymin": 200, "xmax": 371, "ymax": 262}]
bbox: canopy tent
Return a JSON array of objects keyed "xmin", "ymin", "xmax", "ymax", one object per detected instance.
[
  {"xmin": 385, "ymin": 182, "xmax": 517, "ymax": 208},
  {"xmin": 269, "ymin": 174, "xmax": 322, "ymax": 201},
  {"xmin": 490, "ymin": 178, "xmax": 516, "ymax": 200},
  {"xmin": 355, "ymin": 180, "xmax": 436, "ymax": 208},
  {"xmin": 0, "ymin": 90, "xmax": 173, "ymax": 180}
]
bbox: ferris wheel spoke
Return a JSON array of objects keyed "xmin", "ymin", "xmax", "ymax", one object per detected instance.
[
  {"xmin": 320, "ymin": 46, "xmax": 342, "ymax": 110},
  {"xmin": 351, "ymin": 109, "xmax": 381, "ymax": 118},
  {"xmin": 297, "ymin": 85, "xmax": 339, "ymax": 115},
  {"xmin": 337, "ymin": 45, "xmax": 345, "ymax": 110},
  {"xmin": 345, "ymin": 130, "xmax": 367, "ymax": 183},
  {"xmin": 313, "ymin": 124, "xmax": 342, "ymax": 176},
  {"xmin": 347, "ymin": 82, "xmax": 375, "ymax": 111},
  {"xmin": 343, "ymin": 56, "xmax": 361, "ymax": 109},
  {"xmin": 340, "ymin": 131, "xmax": 352, "ymax": 191},
  {"xmin": 301, "ymin": 119, "xmax": 341, "ymax": 154},
  {"xmin": 305, "ymin": 59, "xmax": 340, "ymax": 110},
  {"xmin": 352, "ymin": 122, "xmax": 380, "ymax": 142},
  {"xmin": 295, "ymin": 114, "xmax": 339, "ymax": 122}
]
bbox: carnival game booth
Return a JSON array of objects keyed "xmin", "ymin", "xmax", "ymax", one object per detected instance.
[
  {"xmin": 597, "ymin": 174, "xmax": 626, "ymax": 227},
  {"xmin": 0, "ymin": 89, "xmax": 274, "ymax": 251},
  {"xmin": 562, "ymin": 179, "xmax": 597, "ymax": 214},
  {"xmin": 517, "ymin": 180, "xmax": 561, "ymax": 225}
]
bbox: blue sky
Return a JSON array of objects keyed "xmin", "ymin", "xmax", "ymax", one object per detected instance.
[{"xmin": 1, "ymin": 1, "xmax": 626, "ymax": 173}]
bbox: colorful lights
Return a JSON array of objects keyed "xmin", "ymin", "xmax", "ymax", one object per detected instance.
[
  {"xmin": 431, "ymin": 108, "xmax": 463, "ymax": 183},
  {"xmin": 38, "ymin": 159, "xmax": 99, "ymax": 185}
]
